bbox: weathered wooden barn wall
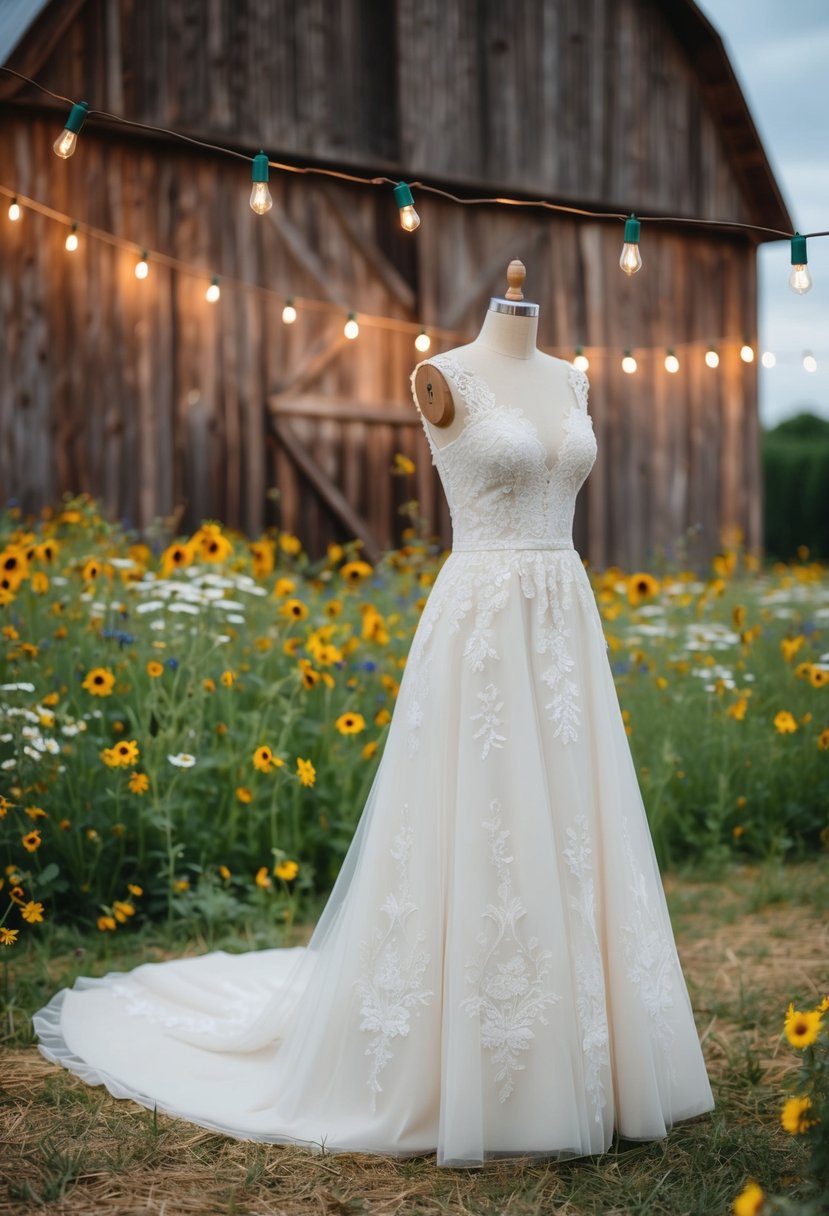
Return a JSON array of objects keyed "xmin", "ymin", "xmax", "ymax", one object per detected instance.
[{"xmin": 0, "ymin": 0, "xmax": 787, "ymax": 567}]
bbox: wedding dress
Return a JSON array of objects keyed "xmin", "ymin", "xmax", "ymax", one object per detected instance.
[{"xmin": 33, "ymin": 352, "xmax": 715, "ymax": 1167}]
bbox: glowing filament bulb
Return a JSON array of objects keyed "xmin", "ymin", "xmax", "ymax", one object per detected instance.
[
  {"xmin": 619, "ymin": 214, "xmax": 642, "ymax": 275},
  {"xmin": 250, "ymin": 151, "xmax": 273, "ymax": 215},
  {"xmin": 282, "ymin": 299, "xmax": 297, "ymax": 324},
  {"xmin": 803, "ymin": 351, "xmax": 817, "ymax": 372},
  {"xmin": 393, "ymin": 182, "xmax": 420, "ymax": 232},
  {"xmin": 573, "ymin": 347, "xmax": 589, "ymax": 372},
  {"xmin": 135, "ymin": 250, "xmax": 149, "ymax": 280},
  {"xmin": 740, "ymin": 343, "xmax": 754, "ymax": 363},
  {"xmin": 704, "ymin": 348, "xmax": 719, "ymax": 368},
  {"xmin": 8, "ymin": 198, "xmax": 21, "ymax": 221},
  {"xmin": 789, "ymin": 233, "xmax": 812, "ymax": 294},
  {"xmin": 761, "ymin": 351, "xmax": 776, "ymax": 368},
  {"xmin": 344, "ymin": 312, "xmax": 359, "ymax": 340},
  {"xmin": 415, "ymin": 330, "xmax": 431, "ymax": 353},
  {"xmin": 205, "ymin": 276, "xmax": 220, "ymax": 303},
  {"xmin": 65, "ymin": 224, "xmax": 79, "ymax": 252},
  {"xmin": 53, "ymin": 101, "xmax": 89, "ymax": 159},
  {"xmin": 664, "ymin": 349, "xmax": 679, "ymax": 373},
  {"xmin": 621, "ymin": 351, "xmax": 637, "ymax": 374}
]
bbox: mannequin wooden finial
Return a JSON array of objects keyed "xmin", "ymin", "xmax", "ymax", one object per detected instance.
[{"xmin": 504, "ymin": 259, "xmax": 526, "ymax": 300}]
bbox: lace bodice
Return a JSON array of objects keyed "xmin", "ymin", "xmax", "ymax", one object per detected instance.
[{"xmin": 409, "ymin": 353, "xmax": 597, "ymax": 551}]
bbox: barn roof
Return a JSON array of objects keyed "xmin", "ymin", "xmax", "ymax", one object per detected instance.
[{"xmin": 0, "ymin": 0, "xmax": 792, "ymax": 236}]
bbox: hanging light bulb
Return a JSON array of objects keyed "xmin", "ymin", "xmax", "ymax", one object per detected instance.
[
  {"xmin": 393, "ymin": 182, "xmax": 420, "ymax": 232},
  {"xmin": 65, "ymin": 223, "xmax": 79, "ymax": 252},
  {"xmin": 205, "ymin": 275, "xmax": 221, "ymax": 303},
  {"xmin": 281, "ymin": 298, "xmax": 297, "ymax": 324},
  {"xmin": 414, "ymin": 330, "xmax": 431, "ymax": 353},
  {"xmin": 250, "ymin": 151, "xmax": 273, "ymax": 215},
  {"xmin": 803, "ymin": 351, "xmax": 817, "ymax": 372},
  {"xmin": 761, "ymin": 351, "xmax": 776, "ymax": 368},
  {"xmin": 664, "ymin": 348, "xmax": 679, "ymax": 373},
  {"xmin": 740, "ymin": 342, "xmax": 754, "ymax": 363},
  {"xmin": 134, "ymin": 250, "xmax": 149, "ymax": 280},
  {"xmin": 789, "ymin": 233, "xmax": 812, "ymax": 294},
  {"xmin": 573, "ymin": 346, "xmax": 589, "ymax": 372},
  {"xmin": 344, "ymin": 311, "xmax": 359, "ymax": 340},
  {"xmin": 621, "ymin": 349, "xmax": 637, "ymax": 374},
  {"xmin": 8, "ymin": 198, "xmax": 21, "ymax": 222},
  {"xmin": 53, "ymin": 101, "xmax": 89, "ymax": 159},
  {"xmin": 704, "ymin": 347, "xmax": 719, "ymax": 368},
  {"xmin": 619, "ymin": 214, "xmax": 642, "ymax": 275}
]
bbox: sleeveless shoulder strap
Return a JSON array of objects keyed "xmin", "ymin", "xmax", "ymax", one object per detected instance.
[
  {"xmin": 567, "ymin": 364, "xmax": 590, "ymax": 415},
  {"xmin": 430, "ymin": 352, "xmax": 497, "ymax": 421}
]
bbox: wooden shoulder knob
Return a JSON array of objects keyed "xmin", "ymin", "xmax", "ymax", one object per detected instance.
[{"xmin": 505, "ymin": 259, "xmax": 526, "ymax": 300}]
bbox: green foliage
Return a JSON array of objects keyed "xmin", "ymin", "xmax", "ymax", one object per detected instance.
[{"xmin": 762, "ymin": 411, "xmax": 829, "ymax": 561}]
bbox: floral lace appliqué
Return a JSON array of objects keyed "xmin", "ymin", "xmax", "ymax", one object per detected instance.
[
  {"xmin": 471, "ymin": 682, "xmax": 507, "ymax": 759},
  {"xmin": 353, "ymin": 802, "xmax": 434, "ymax": 1111},
  {"xmin": 460, "ymin": 800, "xmax": 561, "ymax": 1102}
]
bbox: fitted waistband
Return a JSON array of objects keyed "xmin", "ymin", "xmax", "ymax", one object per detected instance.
[{"xmin": 451, "ymin": 541, "xmax": 575, "ymax": 552}]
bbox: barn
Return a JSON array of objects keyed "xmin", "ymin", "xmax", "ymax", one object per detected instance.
[{"xmin": 0, "ymin": 0, "xmax": 792, "ymax": 568}]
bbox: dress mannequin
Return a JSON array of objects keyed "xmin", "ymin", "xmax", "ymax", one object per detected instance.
[{"xmin": 413, "ymin": 260, "xmax": 576, "ymax": 457}]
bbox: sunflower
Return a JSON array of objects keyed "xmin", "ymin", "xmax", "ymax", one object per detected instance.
[
  {"xmin": 236, "ymin": 787, "xmax": 253, "ymax": 804},
  {"xmin": 22, "ymin": 830, "xmax": 41, "ymax": 853},
  {"xmin": 781, "ymin": 635, "xmax": 805, "ymax": 663},
  {"xmin": 296, "ymin": 757, "xmax": 316, "ymax": 787},
  {"xmin": 339, "ymin": 560, "xmax": 374, "ymax": 584},
  {"xmin": 146, "ymin": 660, "xmax": 164, "ymax": 678},
  {"xmin": 809, "ymin": 666, "xmax": 829, "ymax": 688},
  {"xmin": 335, "ymin": 712, "xmax": 366, "ymax": 735},
  {"xmin": 280, "ymin": 598, "xmax": 309, "ymax": 621},
  {"xmin": 82, "ymin": 667, "xmax": 116, "ymax": 696},
  {"xmin": 626, "ymin": 572, "xmax": 659, "ymax": 607},
  {"xmin": 253, "ymin": 745, "xmax": 275, "ymax": 772},
  {"xmin": 128, "ymin": 772, "xmax": 149, "ymax": 795},
  {"xmin": 784, "ymin": 1001, "xmax": 822, "ymax": 1049},
  {"xmin": 273, "ymin": 577, "xmax": 296, "ymax": 598},
  {"xmin": 159, "ymin": 541, "xmax": 195, "ymax": 576},
  {"xmin": 773, "ymin": 710, "xmax": 798, "ymax": 734},
  {"xmin": 780, "ymin": 1095, "xmax": 815, "ymax": 1134},
  {"xmin": 732, "ymin": 1181, "xmax": 764, "ymax": 1216},
  {"xmin": 818, "ymin": 728, "xmax": 829, "ymax": 751},
  {"xmin": 274, "ymin": 860, "xmax": 299, "ymax": 881}
]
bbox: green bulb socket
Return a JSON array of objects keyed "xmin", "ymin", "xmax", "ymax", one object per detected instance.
[
  {"xmin": 64, "ymin": 101, "xmax": 88, "ymax": 134},
  {"xmin": 791, "ymin": 233, "xmax": 807, "ymax": 264},
  {"xmin": 575, "ymin": 346, "xmax": 584, "ymax": 356},
  {"xmin": 251, "ymin": 151, "xmax": 270, "ymax": 183},
  {"xmin": 393, "ymin": 182, "xmax": 415, "ymax": 209},
  {"xmin": 623, "ymin": 214, "xmax": 640, "ymax": 244}
]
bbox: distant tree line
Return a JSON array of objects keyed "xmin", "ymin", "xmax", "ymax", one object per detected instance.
[{"xmin": 762, "ymin": 411, "xmax": 829, "ymax": 560}]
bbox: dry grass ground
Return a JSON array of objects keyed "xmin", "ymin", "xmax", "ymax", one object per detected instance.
[{"xmin": 1, "ymin": 858, "xmax": 827, "ymax": 1216}]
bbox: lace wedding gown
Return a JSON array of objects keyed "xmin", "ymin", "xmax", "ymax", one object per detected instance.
[{"xmin": 33, "ymin": 352, "xmax": 715, "ymax": 1167}]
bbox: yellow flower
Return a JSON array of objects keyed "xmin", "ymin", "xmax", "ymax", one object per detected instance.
[
  {"xmin": 274, "ymin": 860, "xmax": 299, "ymax": 881},
  {"xmin": 103, "ymin": 739, "xmax": 140, "ymax": 768},
  {"xmin": 279, "ymin": 532, "xmax": 303, "ymax": 556},
  {"xmin": 236, "ymin": 786, "xmax": 253, "ymax": 804},
  {"xmin": 22, "ymin": 830, "xmax": 42, "ymax": 852},
  {"xmin": 374, "ymin": 708, "xmax": 392, "ymax": 726},
  {"xmin": 339, "ymin": 560, "xmax": 374, "ymax": 584},
  {"xmin": 393, "ymin": 452, "xmax": 416, "ymax": 475},
  {"xmin": 159, "ymin": 540, "xmax": 196, "ymax": 576},
  {"xmin": 780, "ymin": 1095, "xmax": 816, "ymax": 1134},
  {"xmin": 249, "ymin": 540, "xmax": 275, "ymax": 578},
  {"xmin": 21, "ymin": 900, "xmax": 45, "ymax": 924},
  {"xmin": 781, "ymin": 635, "xmax": 805, "ymax": 663},
  {"xmin": 712, "ymin": 551, "xmax": 737, "ymax": 578},
  {"xmin": 146, "ymin": 660, "xmax": 164, "ymax": 678},
  {"xmin": 0, "ymin": 927, "xmax": 19, "ymax": 946},
  {"xmin": 129, "ymin": 771, "xmax": 150, "ymax": 795},
  {"xmin": 127, "ymin": 883, "xmax": 143, "ymax": 896},
  {"xmin": 81, "ymin": 557, "xmax": 101, "ymax": 581},
  {"xmin": 82, "ymin": 667, "xmax": 116, "ymax": 696},
  {"xmin": 324, "ymin": 598, "xmax": 343, "ymax": 618},
  {"xmin": 253, "ymin": 745, "xmax": 275, "ymax": 772},
  {"xmin": 732, "ymin": 604, "xmax": 746, "ymax": 628},
  {"xmin": 97, "ymin": 915, "xmax": 117, "ymax": 931},
  {"xmin": 218, "ymin": 865, "xmax": 231, "ymax": 881},
  {"xmin": 732, "ymin": 824, "xmax": 745, "ymax": 838},
  {"xmin": 280, "ymin": 598, "xmax": 309, "ymax": 621},
  {"xmin": 727, "ymin": 698, "xmax": 748, "ymax": 721},
  {"xmin": 362, "ymin": 739, "xmax": 379, "ymax": 760},
  {"xmin": 784, "ymin": 1001, "xmax": 822, "ymax": 1049},
  {"xmin": 733, "ymin": 1181, "xmax": 764, "ymax": 1216},
  {"xmin": 173, "ymin": 878, "xmax": 190, "ymax": 892},
  {"xmin": 819, "ymin": 728, "xmax": 829, "ymax": 750},
  {"xmin": 773, "ymin": 710, "xmax": 798, "ymax": 734},
  {"xmin": 273, "ymin": 577, "xmax": 296, "ymax": 598},
  {"xmin": 196, "ymin": 525, "xmax": 233, "ymax": 562},
  {"xmin": 335, "ymin": 712, "xmax": 366, "ymax": 735},
  {"xmin": 220, "ymin": 669, "xmax": 236, "ymax": 687},
  {"xmin": 255, "ymin": 865, "xmax": 272, "ymax": 889},
  {"xmin": 626, "ymin": 572, "xmax": 659, "ymax": 606},
  {"xmin": 296, "ymin": 757, "xmax": 316, "ymax": 787},
  {"xmin": 809, "ymin": 666, "xmax": 829, "ymax": 688},
  {"xmin": 112, "ymin": 900, "xmax": 135, "ymax": 923},
  {"xmin": 24, "ymin": 805, "xmax": 47, "ymax": 820}
]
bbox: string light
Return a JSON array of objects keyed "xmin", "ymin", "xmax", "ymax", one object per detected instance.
[
  {"xmin": 250, "ymin": 151, "xmax": 273, "ymax": 215},
  {"xmin": 134, "ymin": 250, "xmax": 149, "ymax": 279},
  {"xmin": 704, "ymin": 347, "xmax": 719, "ymax": 368},
  {"xmin": 803, "ymin": 351, "xmax": 817, "ymax": 372},
  {"xmin": 664, "ymin": 348, "xmax": 679, "ymax": 373},
  {"xmin": 414, "ymin": 330, "xmax": 431, "ymax": 352},
  {"xmin": 205, "ymin": 275, "xmax": 220, "ymax": 302},
  {"xmin": 64, "ymin": 223, "xmax": 79, "ymax": 252},
  {"xmin": 8, "ymin": 197, "xmax": 21, "ymax": 221},
  {"xmin": 621, "ymin": 350, "xmax": 637, "ymax": 374},
  {"xmin": 619, "ymin": 214, "xmax": 642, "ymax": 275},
  {"xmin": 344, "ymin": 311, "xmax": 359, "ymax": 340},
  {"xmin": 740, "ymin": 341, "xmax": 754, "ymax": 363},
  {"xmin": 393, "ymin": 182, "xmax": 420, "ymax": 232},
  {"xmin": 573, "ymin": 346, "xmax": 589, "ymax": 372},
  {"xmin": 761, "ymin": 350, "xmax": 776, "ymax": 368},
  {"xmin": 282, "ymin": 298, "xmax": 297, "ymax": 324},
  {"xmin": 789, "ymin": 232, "xmax": 812, "ymax": 294},
  {"xmin": 53, "ymin": 101, "xmax": 88, "ymax": 159}
]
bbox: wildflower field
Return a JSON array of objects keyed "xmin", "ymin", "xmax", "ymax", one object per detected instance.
[{"xmin": 1, "ymin": 493, "xmax": 827, "ymax": 948}]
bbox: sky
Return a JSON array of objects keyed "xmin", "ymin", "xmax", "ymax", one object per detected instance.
[{"xmin": 694, "ymin": 0, "xmax": 829, "ymax": 428}]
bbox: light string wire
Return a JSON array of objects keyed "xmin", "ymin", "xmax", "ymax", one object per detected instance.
[{"xmin": 0, "ymin": 65, "xmax": 816, "ymax": 240}]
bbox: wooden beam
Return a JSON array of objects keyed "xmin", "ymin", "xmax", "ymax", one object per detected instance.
[
  {"xmin": 269, "ymin": 395, "xmax": 418, "ymax": 425},
  {"xmin": 264, "ymin": 199, "xmax": 350, "ymax": 310},
  {"xmin": 442, "ymin": 227, "xmax": 547, "ymax": 329},
  {"xmin": 271, "ymin": 419, "xmax": 382, "ymax": 564},
  {"xmin": 319, "ymin": 183, "xmax": 417, "ymax": 313},
  {"xmin": 270, "ymin": 330, "xmax": 346, "ymax": 398}
]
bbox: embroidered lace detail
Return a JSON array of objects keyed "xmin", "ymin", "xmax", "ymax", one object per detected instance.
[
  {"xmin": 109, "ymin": 977, "xmax": 272, "ymax": 1036},
  {"xmin": 353, "ymin": 802, "xmax": 434, "ymax": 1111},
  {"xmin": 460, "ymin": 800, "xmax": 561, "ymax": 1102},
  {"xmin": 561, "ymin": 811, "xmax": 611, "ymax": 1125},
  {"xmin": 471, "ymin": 682, "xmax": 507, "ymax": 758}
]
